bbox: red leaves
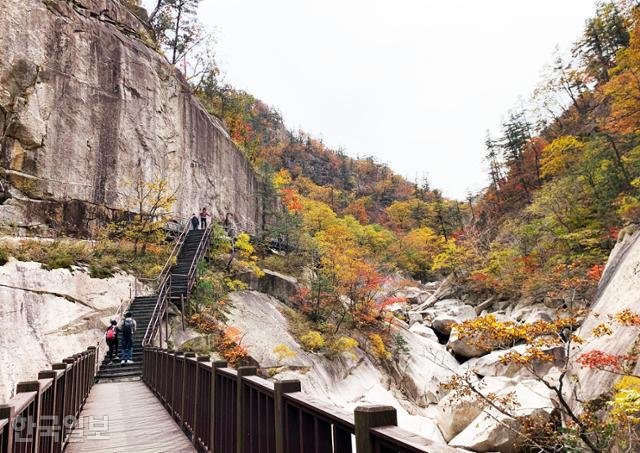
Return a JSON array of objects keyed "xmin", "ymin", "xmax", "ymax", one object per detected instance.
[{"xmin": 576, "ymin": 350, "xmax": 634, "ymax": 372}]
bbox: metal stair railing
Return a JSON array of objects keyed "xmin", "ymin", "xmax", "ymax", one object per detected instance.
[
  {"xmin": 170, "ymin": 224, "xmax": 213, "ymax": 306},
  {"xmin": 141, "ymin": 220, "xmax": 193, "ymax": 347}
]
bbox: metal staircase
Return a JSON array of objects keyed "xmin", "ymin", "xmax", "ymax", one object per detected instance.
[{"xmin": 96, "ymin": 223, "xmax": 212, "ymax": 381}]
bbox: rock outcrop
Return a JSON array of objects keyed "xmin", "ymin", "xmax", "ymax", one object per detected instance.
[
  {"xmin": 221, "ymin": 290, "xmax": 454, "ymax": 443},
  {"xmin": 0, "ymin": 0, "xmax": 263, "ymax": 237},
  {"xmin": 567, "ymin": 227, "xmax": 640, "ymax": 407},
  {"xmin": 449, "ymin": 379, "xmax": 556, "ymax": 453},
  {"xmin": 0, "ymin": 258, "xmax": 136, "ymax": 402}
]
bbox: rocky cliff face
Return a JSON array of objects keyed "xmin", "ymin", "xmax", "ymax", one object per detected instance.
[{"xmin": 0, "ymin": 0, "xmax": 262, "ymax": 236}]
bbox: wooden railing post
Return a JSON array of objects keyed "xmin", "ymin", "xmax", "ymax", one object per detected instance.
[
  {"xmin": 87, "ymin": 346, "xmax": 96, "ymax": 386},
  {"xmin": 181, "ymin": 352, "xmax": 195, "ymax": 429},
  {"xmin": 171, "ymin": 351, "xmax": 184, "ymax": 419},
  {"xmin": 209, "ymin": 360, "xmax": 226, "ymax": 452},
  {"xmin": 51, "ymin": 363, "xmax": 68, "ymax": 450},
  {"xmin": 0, "ymin": 402, "xmax": 16, "ymax": 453},
  {"xmin": 354, "ymin": 405, "xmax": 397, "ymax": 453},
  {"xmin": 38, "ymin": 370, "xmax": 59, "ymax": 453},
  {"xmin": 15, "ymin": 381, "xmax": 42, "ymax": 452},
  {"xmin": 236, "ymin": 366, "xmax": 257, "ymax": 453},
  {"xmin": 62, "ymin": 358, "xmax": 77, "ymax": 419},
  {"xmin": 192, "ymin": 355, "xmax": 209, "ymax": 447},
  {"xmin": 274, "ymin": 379, "xmax": 301, "ymax": 453}
]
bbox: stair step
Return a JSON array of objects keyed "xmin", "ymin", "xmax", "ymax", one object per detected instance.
[{"xmin": 97, "ymin": 369, "xmax": 143, "ymax": 379}]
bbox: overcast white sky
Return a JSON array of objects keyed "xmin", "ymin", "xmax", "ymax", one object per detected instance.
[{"xmin": 173, "ymin": 1, "xmax": 599, "ymax": 199}]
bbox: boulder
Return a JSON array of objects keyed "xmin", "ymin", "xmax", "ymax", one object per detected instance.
[
  {"xmin": 423, "ymin": 299, "xmax": 476, "ymax": 333},
  {"xmin": 447, "ymin": 326, "xmax": 494, "ymax": 358},
  {"xmin": 239, "ymin": 269, "xmax": 300, "ymax": 303},
  {"xmin": 394, "ymin": 286, "xmax": 427, "ymax": 304},
  {"xmin": 511, "ymin": 301, "xmax": 556, "ymax": 324},
  {"xmin": 460, "ymin": 343, "xmax": 565, "ymax": 379},
  {"xmin": 407, "ymin": 312, "xmax": 423, "ymax": 326},
  {"xmin": 414, "ymin": 275, "xmax": 456, "ymax": 311},
  {"xmin": 435, "ymin": 376, "xmax": 517, "ymax": 442},
  {"xmin": 408, "ymin": 323, "xmax": 440, "ymax": 343},
  {"xmin": 449, "ymin": 379, "xmax": 556, "ymax": 453},
  {"xmin": 391, "ymin": 327, "xmax": 459, "ymax": 405},
  {"xmin": 226, "ymin": 290, "xmax": 455, "ymax": 444}
]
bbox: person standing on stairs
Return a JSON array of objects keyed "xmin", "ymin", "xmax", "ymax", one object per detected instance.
[
  {"xmin": 119, "ymin": 312, "xmax": 137, "ymax": 365},
  {"xmin": 105, "ymin": 319, "xmax": 119, "ymax": 364},
  {"xmin": 199, "ymin": 207, "xmax": 210, "ymax": 229},
  {"xmin": 190, "ymin": 213, "xmax": 199, "ymax": 230},
  {"xmin": 224, "ymin": 212, "xmax": 238, "ymax": 244}
]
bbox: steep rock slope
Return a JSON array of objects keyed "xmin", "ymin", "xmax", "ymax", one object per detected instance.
[
  {"xmin": 567, "ymin": 227, "xmax": 640, "ymax": 406},
  {"xmin": 0, "ymin": 0, "xmax": 262, "ymax": 236},
  {"xmin": 224, "ymin": 291, "xmax": 457, "ymax": 443},
  {"xmin": 0, "ymin": 259, "xmax": 137, "ymax": 402}
]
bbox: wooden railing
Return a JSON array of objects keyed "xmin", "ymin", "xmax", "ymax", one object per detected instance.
[
  {"xmin": 0, "ymin": 347, "xmax": 96, "ymax": 453},
  {"xmin": 143, "ymin": 348, "xmax": 461, "ymax": 453}
]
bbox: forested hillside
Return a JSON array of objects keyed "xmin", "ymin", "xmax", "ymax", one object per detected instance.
[{"xmin": 146, "ymin": 0, "xmax": 640, "ymax": 307}]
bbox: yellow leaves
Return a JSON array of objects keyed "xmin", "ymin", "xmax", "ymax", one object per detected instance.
[
  {"xmin": 614, "ymin": 308, "xmax": 640, "ymax": 326},
  {"xmin": 592, "ymin": 323, "xmax": 614, "ymax": 337},
  {"xmin": 395, "ymin": 227, "xmax": 445, "ymax": 279},
  {"xmin": 610, "ymin": 376, "xmax": 640, "ymax": 423},
  {"xmin": 369, "ymin": 333, "xmax": 392, "ymax": 361},
  {"xmin": 234, "ymin": 232, "xmax": 264, "ymax": 278},
  {"xmin": 300, "ymin": 330, "xmax": 325, "ymax": 351},
  {"xmin": 272, "ymin": 169, "xmax": 292, "ymax": 189},
  {"xmin": 540, "ymin": 136, "xmax": 584, "ymax": 178},
  {"xmin": 603, "ymin": 17, "xmax": 640, "ymax": 134},
  {"xmin": 330, "ymin": 336, "xmax": 359, "ymax": 359},
  {"xmin": 499, "ymin": 347, "xmax": 555, "ymax": 366},
  {"xmin": 301, "ymin": 198, "xmax": 338, "ymax": 235},
  {"xmin": 273, "ymin": 343, "xmax": 297, "ymax": 362},
  {"xmin": 456, "ymin": 314, "xmax": 579, "ymax": 351}
]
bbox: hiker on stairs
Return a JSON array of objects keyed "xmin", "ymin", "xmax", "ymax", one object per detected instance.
[
  {"xmin": 199, "ymin": 207, "xmax": 210, "ymax": 229},
  {"xmin": 118, "ymin": 312, "xmax": 137, "ymax": 365},
  {"xmin": 190, "ymin": 213, "xmax": 199, "ymax": 230},
  {"xmin": 105, "ymin": 319, "xmax": 119, "ymax": 364}
]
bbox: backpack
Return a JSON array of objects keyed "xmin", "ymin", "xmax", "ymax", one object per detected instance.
[
  {"xmin": 106, "ymin": 326, "xmax": 116, "ymax": 341},
  {"xmin": 122, "ymin": 318, "xmax": 134, "ymax": 337}
]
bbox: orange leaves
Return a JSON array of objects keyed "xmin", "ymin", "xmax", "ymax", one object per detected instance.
[
  {"xmin": 281, "ymin": 188, "xmax": 303, "ymax": 213},
  {"xmin": 587, "ymin": 264, "xmax": 605, "ymax": 282},
  {"xmin": 219, "ymin": 326, "xmax": 249, "ymax": 367}
]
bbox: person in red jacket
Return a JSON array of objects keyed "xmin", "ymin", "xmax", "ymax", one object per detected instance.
[{"xmin": 105, "ymin": 319, "xmax": 119, "ymax": 364}]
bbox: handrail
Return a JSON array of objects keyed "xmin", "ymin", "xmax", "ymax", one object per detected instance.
[
  {"xmin": 0, "ymin": 347, "xmax": 97, "ymax": 453},
  {"xmin": 95, "ymin": 219, "xmax": 190, "ymax": 366},
  {"xmin": 142, "ymin": 224, "xmax": 212, "ymax": 347},
  {"xmin": 142, "ymin": 348, "xmax": 458, "ymax": 453},
  {"xmin": 171, "ymin": 224, "xmax": 213, "ymax": 298},
  {"xmin": 137, "ymin": 217, "xmax": 191, "ymax": 290}
]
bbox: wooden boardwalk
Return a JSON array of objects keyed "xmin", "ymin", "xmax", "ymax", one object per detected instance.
[{"xmin": 65, "ymin": 381, "xmax": 196, "ymax": 453}]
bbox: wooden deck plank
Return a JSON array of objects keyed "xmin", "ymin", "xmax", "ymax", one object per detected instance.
[{"xmin": 66, "ymin": 381, "xmax": 196, "ymax": 453}]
